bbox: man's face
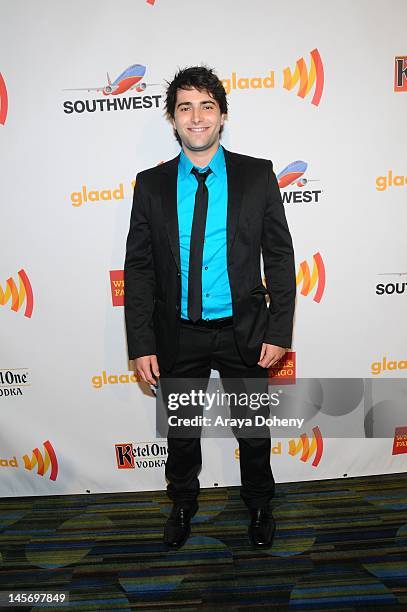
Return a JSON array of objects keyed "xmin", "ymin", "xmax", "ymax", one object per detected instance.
[{"xmin": 172, "ymin": 87, "xmax": 226, "ymax": 153}]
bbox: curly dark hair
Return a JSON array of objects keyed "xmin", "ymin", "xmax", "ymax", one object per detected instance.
[{"xmin": 165, "ymin": 66, "xmax": 228, "ymax": 145}]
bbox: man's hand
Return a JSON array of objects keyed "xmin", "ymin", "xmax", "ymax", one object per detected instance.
[
  {"xmin": 257, "ymin": 343, "xmax": 286, "ymax": 369},
  {"xmin": 134, "ymin": 355, "xmax": 160, "ymax": 385}
]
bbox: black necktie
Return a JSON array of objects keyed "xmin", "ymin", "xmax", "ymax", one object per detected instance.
[{"xmin": 188, "ymin": 167, "xmax": 212, "ymax": 322}]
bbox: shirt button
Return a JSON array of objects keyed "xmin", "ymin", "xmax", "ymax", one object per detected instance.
[
  {"xmin": 205, "ymin": 293, "xmax": 210, "ymax": 297},
  {"xmin": 205, "ymin": 318, "xmax": 209, "ymax": 321},
  {"xmin": 204, "ymin": 266, "xmax": 208, "ymax": 270}
]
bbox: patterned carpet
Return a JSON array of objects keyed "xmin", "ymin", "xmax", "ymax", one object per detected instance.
[{"xmin": 0, "ymin": 473, "xmax": 407, "ymax": 611}]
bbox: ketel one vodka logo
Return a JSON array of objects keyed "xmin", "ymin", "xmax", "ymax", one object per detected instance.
[{"xmin": 115, "ymin": 442, "xmax": 167, "ymax": 469}]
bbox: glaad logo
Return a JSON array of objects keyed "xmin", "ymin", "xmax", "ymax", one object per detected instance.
[
  {"xmin": 0, "ymin": 269, "xmax": 34, "ymax": 318},
  {"xmin": 375, "ymin": 171, "xmax": 407, "ymax": 191},
  {"xmin": 371, "ymin": 356, "xmax": 407, "ymax": 376},
  {"xmin": 296, "ymin": 252, "xmax": 326, "ymax": 303},
  {"xmin": 0, "ymin": 369, "xmax": 30, "ymax": 397},
  {"xmin": 222, "ymin": 49, "xmax": 324, "ymax": 106},
  {"xmin": 92, "ymin": 370, "xmax": 140, "ymax": 388},
  {"xmin": 277, "ymin": 160, "xmax": 322, "ymax": 204},
  {"xmin": 115, "ymin": 442, "xmax": 167, "ymax": 469},
  {"xmin": 146, "ymin": 0, "xmax": 156, "ymax": 4},
  {"xmin": 1, "ymin": 440, "xmax": 59, "ymax": 481},
  {"xmin": 22, "ymin": 440, "xmax": 58, "ymax": 481},
  {"xmin": 375, "ymin": 272, "xmax": 407, "ymax": 296},
  {"xmin": 63, "ymin": 64, "xmax": 162, "ymax": 115},
  {"xmin": 71, "ymin": 183, "xmax": 126, "ymax": 207},
  {"xmin": 283, "ymin": 48, "xmax": 324, "ymax": 106},
  {"xmin": 392, "ymin": 427, "xmax": 407, "ymax": 455},
  {"xmin": 394, "ymin": 56, "xmax": 407, "ymax": 92},
  {"xmin": 235, "ymin": 426, "xmax": 323, "ymax": 467},
  {"xmin": 288, "ymin": 426, "xmax": 323, "ymax": 467},
  {"xmin": 0, "ymin": 72, "xmax": 8, "ymax": 125}
]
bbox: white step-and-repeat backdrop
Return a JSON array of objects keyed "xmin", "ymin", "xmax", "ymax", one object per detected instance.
[{"xmin": 1, "ymin": 0, "xmax": 406, "ymax": 497}]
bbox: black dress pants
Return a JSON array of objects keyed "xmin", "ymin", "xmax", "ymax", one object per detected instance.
[{"xmin": 159, "ymin": 319, "xmax": 275, "ymax": 510}]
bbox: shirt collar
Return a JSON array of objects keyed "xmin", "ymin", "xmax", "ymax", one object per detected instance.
[{"xmin": 179, "ymin": 145, "xmax": 225, "ymax": 179}]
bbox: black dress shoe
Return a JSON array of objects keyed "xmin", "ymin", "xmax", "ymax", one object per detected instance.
[
  {"xmin": 248, "ymin": 506, "xmax": 275, "ymax": 548},
  {"xmin": 163, "ymin": 503, "xmax": 198, "ymax": 548}
]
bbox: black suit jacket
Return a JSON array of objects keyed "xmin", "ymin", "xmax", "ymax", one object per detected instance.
[{"xmin": 124, "ymin": 147, "xmax": 296, "ymax": 371}]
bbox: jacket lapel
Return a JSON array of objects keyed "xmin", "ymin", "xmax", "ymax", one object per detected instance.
[
  {"xmin": 224, "ymin": 148, "xmax": 244, "ymax": 255},
  {"xmin": 160, "ymin": 155, "xmax": 181, "ymax": 271}
]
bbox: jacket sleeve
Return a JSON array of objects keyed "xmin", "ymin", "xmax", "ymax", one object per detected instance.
[
  {"xmin": 261, "ymin": 160, "xmax": 296, "ymax": 348},
  {"xmin": 124, "ymin": 174, "xmax": 157, "ymax": 359}
]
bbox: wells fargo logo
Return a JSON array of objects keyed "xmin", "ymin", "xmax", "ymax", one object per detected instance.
[
  {"xmin": 269, "ymin": 351, "xmax": 296, "ymax": 384},
  {"xmin": 296, "ymin": 252, "xmax": 325, "ymax": 303},
  {"xmin": 288, "ymin": 426, "xmax": 323, "ymax": 467},
  {"xmin": 115, "ymin": 441, "xmax": 167, "ymax": 469},
  {"xmin": 0, "ymin": 269, "xmax": 34, "ymax": 318},
  {"xmin": 92, "ymin": 370, "xmax": 141, "ymax": 388},
  {"xmin": 371, "ymin": 356, "xmax": 407, "ymax": 375},
  {"xmin": 375, "ymin": 171, "xmax": 407, "ymax": 191},
  {"xmin": 1, "ymin": 440, "xmax": 58, "ymax": 481},
  {"xmin": 394, "ymin": 56, "xmax": 407, "ymax": 92},
  {"xmin": 0, "ymin": 72, "xmax": 8, "ymax": 125},
  {"xmin": 222, "ymin": 49, "xmax": 324, "ymax": 106},
  {"xmin": 235, "ymin": 426, "xmax": 323, "ymax": 468},
  {"xmin": 392, "ymin": 426, "xmax": 407, "ymax": 455},
  {"xmin": 110, "ymin": 270, "xmax": 124, "ymax": 306}
]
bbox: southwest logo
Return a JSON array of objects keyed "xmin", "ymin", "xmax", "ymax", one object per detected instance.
[
  {"xmin": 288, "ymin": 426, "xmax": 323, "ymax": 467},
  {"xmin": 392, "ymin": 426, "xmax": 407, "ymax": 455},
  {"xmin": 376, "ymin": 272, "xmax": 407, "ymax": 296},
  {"xmin": 278, "ymin": 160, "xmax": 308, "ymax": 188},
  {"xmin": 269, "ymin": 351, "xmax": 296, "ymax": 384},
  {"xmin": 222, "ymin": 49, "xmax": 324, "ymax": 106},
  {"xmin": 22, "ymin": 440, "xmax": 58, "ymax": 481},
  {"xmin": 0, "ymin": 72, "xmax": 8, "ymax": 125},
  {"xmin": 110, "ymin": 270, "xmax": 124, "ymax": 306},
  {"xmin": 277, "ymin": 160, "xmax": 322, "ymax": 204},
  {"xmin": 283, "ymin": 48, "xmax": 324, "ymax": 106},
  {"xmin": 394, "ymin": 56, "xmax": 407, "ymax": 92},
  {"xmin": 63, "ymin": 64, "xmax": 162, "ymax": 115},
  {"xmin": 296, "ymin": 252, "xmax": 326, "ymax": 303},
  {"xmin": 0, "ymin": 269, "xmax": 34, "ymax": 318}
]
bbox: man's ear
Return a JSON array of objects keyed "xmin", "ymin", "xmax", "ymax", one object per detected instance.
[{"xmin": 220, "ymin": 113, "xmax": 227, "ymax": 127}]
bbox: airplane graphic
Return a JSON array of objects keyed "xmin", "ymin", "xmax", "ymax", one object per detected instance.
[
  {"xmin": 63, "ymin": 64, "xmax": 158, "ymax": 96},
  {"xmin": 377, "ymin": 272, "xmax": 407, "ymax": 276},
  {"xmin": 277, "ymin": 160, "xmax": 308, "ymax": 188}
]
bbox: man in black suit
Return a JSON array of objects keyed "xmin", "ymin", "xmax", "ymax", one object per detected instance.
[{"xmin": 124, "ymin": 66, "xmax": 296, "ymax": 549}]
